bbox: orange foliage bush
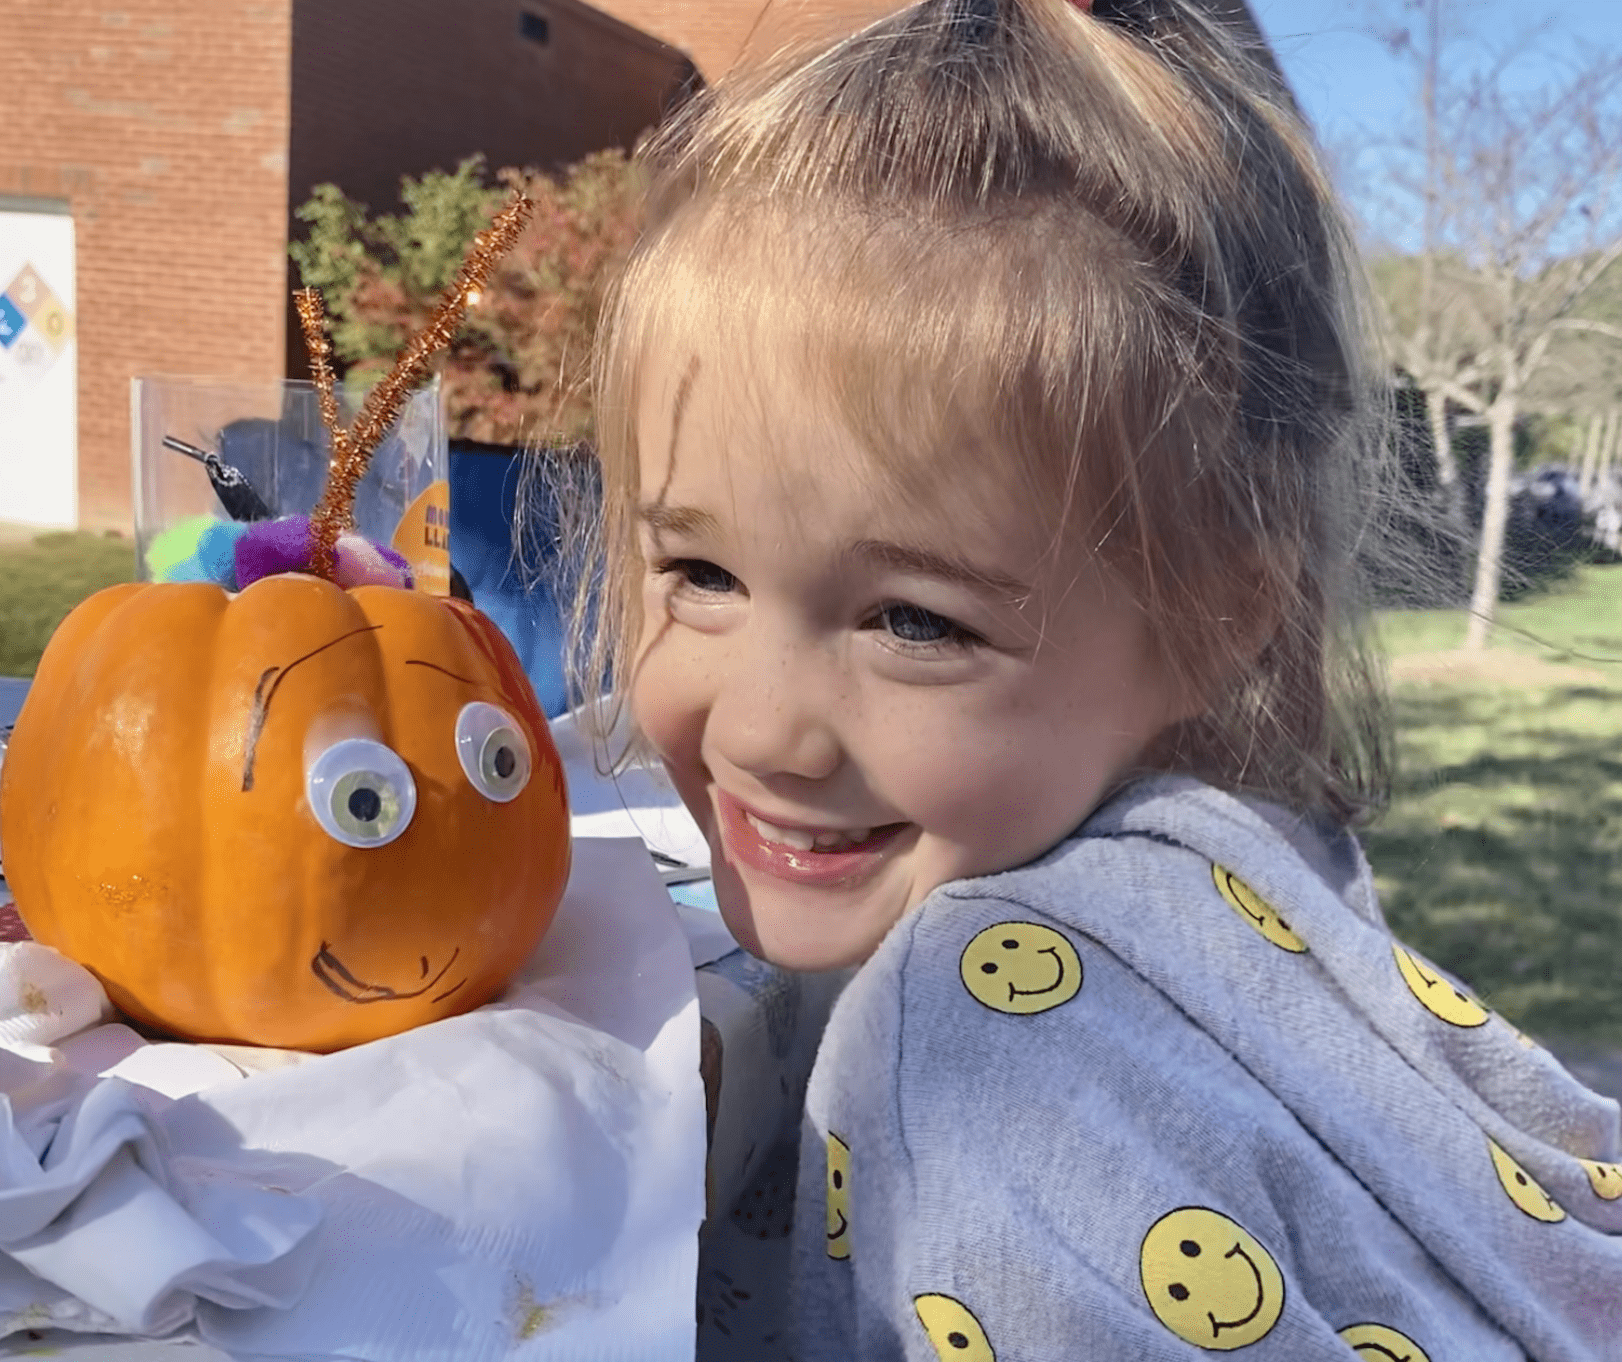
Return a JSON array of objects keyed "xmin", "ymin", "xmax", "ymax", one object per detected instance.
[{"xmin": 291, "ymin": 152, "xmax": 643, "ymax": 445}]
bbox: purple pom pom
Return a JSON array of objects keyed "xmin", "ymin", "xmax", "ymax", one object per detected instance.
[
  {"xmin": 234, "ymin": 515, "xmax": 414, "ymax": 591},
  {"xmin": 235, "ymin": 516, "xmax": 318, "ymax": 589}
]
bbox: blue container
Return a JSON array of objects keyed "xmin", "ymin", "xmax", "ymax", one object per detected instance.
[{"xmin": 449, "ymin": 440, "xmax": 592, "ymax": 718}]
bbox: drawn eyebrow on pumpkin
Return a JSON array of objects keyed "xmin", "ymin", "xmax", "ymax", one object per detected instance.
[
  {"xmin": 404, "ymin": 658, "xmax": 477, "ymax": 685},
  {"xmin": 241, "ymin": 624, "xmax": 383, "ymax": 792}
]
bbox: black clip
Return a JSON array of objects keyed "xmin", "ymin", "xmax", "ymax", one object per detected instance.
[{"xmin": 162, "ymin": 436, "xmax": 275, "ymax": 523}]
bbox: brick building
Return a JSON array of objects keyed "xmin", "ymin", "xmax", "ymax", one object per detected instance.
[
  {"xmin": 0, "ymin": 0, "xmax": 691, "ymax": 531},
  {"xmin": 2, "ymin": 1, "xmax": 293, "ymax": 531},
  {"xmin": 584, "ymin": 0, "xmax": 908, "ymax": 78},
  {"xmin": 2, "ymin": 0, "xmax": 1276, "ymax": 533}
]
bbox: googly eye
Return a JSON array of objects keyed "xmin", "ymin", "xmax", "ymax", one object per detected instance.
[
  {"xmin": 455, "ymin": 701, "xmax": 531, "ymax": 803},
  {"xmin": 306, "ymin": 739, "xmax": 417, "ymax": 848}
]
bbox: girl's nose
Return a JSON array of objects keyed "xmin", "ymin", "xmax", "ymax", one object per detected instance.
[{"xmin": 706, "ymin": 640, "xmax": 843, "ymax": 784}]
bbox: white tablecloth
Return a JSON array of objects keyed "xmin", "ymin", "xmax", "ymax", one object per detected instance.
[{"xmin": 0, "ymin": 840, "xmax": 707, "ymax": 1361}]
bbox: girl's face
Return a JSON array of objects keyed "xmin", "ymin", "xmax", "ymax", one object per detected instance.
[{"xmin": 630, "ymin": 355, "xmax": 1187, "ymax": 971}]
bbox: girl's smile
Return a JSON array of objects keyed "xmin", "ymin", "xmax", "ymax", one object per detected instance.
[
  {"xmin": 717, "ymin": 789, "xmax": 916, "ymax": 888},
  {"xmin": 629, "ymin": 354, "xmax": 1190, "ymax": 971}
]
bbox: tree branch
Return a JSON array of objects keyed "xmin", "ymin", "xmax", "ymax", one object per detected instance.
[{"xmin": 1548, "ymin": 318, "xmax": 1622, "ymax": 345}]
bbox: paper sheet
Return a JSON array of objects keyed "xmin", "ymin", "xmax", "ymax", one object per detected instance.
[{"xmin": 549, "ymin": 709, "xmax": 711, "ymax": 874}]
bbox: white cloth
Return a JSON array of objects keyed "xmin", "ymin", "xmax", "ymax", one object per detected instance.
[{"xmin": 0, "ymin": 838, "xmax": 708, "ymax": 1360}]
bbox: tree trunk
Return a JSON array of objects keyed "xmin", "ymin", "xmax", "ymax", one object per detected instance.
[
  {"xmin": 1423, "ymin": 383, "xmax": 1465, "ymax": 525},
  {"xmin": 1465, "ymin": 396, "xmax": 1518, "ymax": 650},
  {"xmin": 1579, "ymin": 411, "xmax": 1602, "ymax": 499}
]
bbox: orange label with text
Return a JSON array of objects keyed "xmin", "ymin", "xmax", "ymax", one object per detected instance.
[{"xmin": 391, "ymin": 479, "xmax": 451, "ymax": 596}]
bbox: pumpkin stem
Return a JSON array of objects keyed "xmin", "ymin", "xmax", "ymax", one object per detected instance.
[{"xmin": 295, "ymin": 191, "xmax": 536, "ymax": 583}]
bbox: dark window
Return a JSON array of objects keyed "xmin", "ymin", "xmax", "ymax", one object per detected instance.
[{"xmin": 519, "ymin": 10, "xmax": 549, "ymax": 45}]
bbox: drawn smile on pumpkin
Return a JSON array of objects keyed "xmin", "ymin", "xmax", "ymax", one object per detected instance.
[{"xmin": 311, "ymin": 941, "xmax": 466, "ymax": 1005}]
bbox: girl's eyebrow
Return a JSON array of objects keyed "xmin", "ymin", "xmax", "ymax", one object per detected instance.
[
  {"xmin": 638, "ymin": 502, "xmax": 721, "ymax": 538},
  {"xmin": 637, "ymin": 505, "xmax": 1029, "ymax": 596},
  {"xmin": 240, "ymin": 624, "xmax": 382, "ymax": 792},
  {"xmin": 850, "ymin": 539, "xmax": 1029, "ymax": 598}
]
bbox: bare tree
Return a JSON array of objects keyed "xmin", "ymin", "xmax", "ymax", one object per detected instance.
[
  {"xmin": 1363, "ymin": 1, "xmax": 1622, "ymax": 647},
  {"xmin": 1367, "ymin": 0, "xmax": 1471, "ymax": 528}
]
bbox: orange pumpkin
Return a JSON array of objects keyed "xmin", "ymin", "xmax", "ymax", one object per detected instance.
[{"xmin": 0, "ymin": 574, "xmax": 570, "ymax": 1052}]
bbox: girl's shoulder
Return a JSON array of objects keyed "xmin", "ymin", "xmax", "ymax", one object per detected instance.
[
  {"xmin": 887, "ymin": 774, "xmax": 1385, "ymax": 1006},
  {"xmin": 804, "ymin": 776, "xmax": 1622, "ymax": 1360},
  {"xmin": 816, "ymin": 775, "xmax": 1385, "ymax": 1188},
  {"xmin": 842, "ymin": 777, "xmax": 1370, "ymax": 1128},
  {"xmin": 872, "ymin": 774, "xmax": 1611, "ymax": 1165}
]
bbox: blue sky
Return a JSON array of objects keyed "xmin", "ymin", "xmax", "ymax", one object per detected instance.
[
  {"xmin": 1250, "ymin": 0, "xmax": 1622, "ymax": 145},
  {"xmin": 1249, "ymin": 1, "xmax": 1622, "ymax": 243}
]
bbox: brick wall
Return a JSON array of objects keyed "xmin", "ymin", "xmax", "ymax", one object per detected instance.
[
  {"xmin": 285, "ymin": 0, "xmax": 693, "ymax": 375},
  {"xmin": 290, "ymin": 0, "xmax": 690, "ymax": 217},
  {"xmin": 1, "ymin": 0, "xmax": 294, "ymax": 530},
  {"xmin": 581, "ymin": 0, "xmax": 908, "ymax": 79}
]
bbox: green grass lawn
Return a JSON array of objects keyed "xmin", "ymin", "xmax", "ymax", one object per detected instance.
[
  {"xmin": 1366, "ymin": 563, "xmax": 1622, "ymax": 1049},
  {"xmin": 0, "ymin": 531, "xmax": 136, "ymax": 677},
  {"xmin": 1376, "ymin": 562, "xmax": 1622, "ymax": 668}
]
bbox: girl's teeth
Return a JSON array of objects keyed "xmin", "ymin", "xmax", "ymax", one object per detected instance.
[
  {"xmin": 747, "ymin": 813, "xmax": 816, "ymax": 851},
  {"xmin": 745, "ymin": 813, "xmax": 873, "ymax": 852}
]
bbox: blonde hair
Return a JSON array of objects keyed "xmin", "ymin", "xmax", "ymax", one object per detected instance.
[{"xmin": 565, "ymin": 0, "xmax": 1392, "ymax": 824}]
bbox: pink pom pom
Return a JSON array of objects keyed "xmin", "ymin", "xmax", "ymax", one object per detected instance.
[{"xmin": 332, "ymin": 532, "xmax": 414, "ymax": 589}]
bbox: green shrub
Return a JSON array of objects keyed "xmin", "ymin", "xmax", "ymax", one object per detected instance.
[{"xmin": 289, "ymin": 151, "xmax": 642, "ymax": 445}]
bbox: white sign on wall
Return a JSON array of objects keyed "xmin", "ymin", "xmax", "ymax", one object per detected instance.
[{"xmin": 0, "ymin": 207, "xmax": 77, "ymax": 528}]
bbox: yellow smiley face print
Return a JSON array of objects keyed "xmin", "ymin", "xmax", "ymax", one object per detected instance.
[
  {"xmin": 959, "ymin": 922, "xmax": 1082, "ymax": 1016},
  {"xmin": 1212, "ymin": 865, "xmax": 1307, "ymax": 953},
  {"xmin": 1580, "ymin": 1158, "xmax": 1622, "ymax": 1201},
  {"xmin": 1489, "ymin": 1139, "xmax": 1566, "ymax": 1223},
  {"xmin": 826, "ymin": 1132, "xmax": 852, "ymax": 1260},
  {"xmin": 914, "ymin": 1293, "xmax": 995, "ymax": 1362},
  {"xmin": 1392, "ymin": 945, "xmax": 1490, "ymax": 1027},
  {"xmin": 1140, "ymin": 1207, "xmax": 1285, "ymax": 1350},
  {"xmin": 1338, "ymin": 1322, "xmax": 1431, "ymax": 1361}
]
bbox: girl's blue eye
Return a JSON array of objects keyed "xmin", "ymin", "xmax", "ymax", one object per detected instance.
[
  {"xmin": 877, "ymin": 604, "xmax": 976, "ymax": 647},
  {"xmin": 662, "ymin": 558, "xmax": 737, "ymax": 594}
]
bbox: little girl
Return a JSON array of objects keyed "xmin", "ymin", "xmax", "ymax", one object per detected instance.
[{"xmin": 570, "ymin": 0, "xmax": 1622, "ymax": 1354}]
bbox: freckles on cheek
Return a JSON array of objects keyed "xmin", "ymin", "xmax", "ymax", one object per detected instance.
[{"xmin": 629, "ymin": 637, "xmax": 710, "ymax": 758}]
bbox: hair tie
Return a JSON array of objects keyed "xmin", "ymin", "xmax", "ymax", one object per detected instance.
[{"xmin": 1069, "ymin": 0, "xmax": 1095, "ymax": 12}]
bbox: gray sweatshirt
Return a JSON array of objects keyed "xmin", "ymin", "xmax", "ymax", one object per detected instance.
[{"xmin": 792, "ymin": 776, "xmax": 1622, "ymax": 1360}]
